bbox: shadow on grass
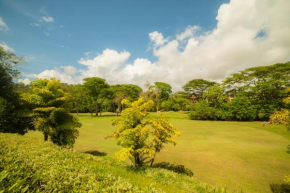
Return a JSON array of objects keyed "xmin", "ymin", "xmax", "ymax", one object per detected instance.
[
  {"xmin": 270, "ymin": 183, "xmax": 290, "ymax": 193},
  {"xmin": 84, "ymin": 150, "xmax": 107, "ymax": 157},
  {"xmin": 152, "ymin": 162, "xmax": 194, "ymax": 177}
]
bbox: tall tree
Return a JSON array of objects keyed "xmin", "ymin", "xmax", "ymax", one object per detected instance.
[
  {"xmin": 83, "ymin": 77, "xmax": 109, "ymax": 116},
  {"xmin": 0, "ymin": 47, "xmax": 33, "ymax": 134},
  {"xmin": 111, "ymin": 84, "xmax": 142, "ymax": 116},
  {"xmin": 182, "ymin": 79, "xmax": 216, "ymax": 99}
]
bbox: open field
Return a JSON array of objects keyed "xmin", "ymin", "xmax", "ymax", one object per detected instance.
[{"xmin": 27, "ymin": 112, "xmax": 290, "ymax": 193}]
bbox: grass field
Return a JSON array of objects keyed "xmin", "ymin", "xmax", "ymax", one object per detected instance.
[{"xmin": 27, "ymin": 111, "xmax": 290, "ymax": 193}]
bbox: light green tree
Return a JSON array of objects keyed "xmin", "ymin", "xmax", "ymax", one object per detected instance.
[
  {"xmin": 106, "ymin": 97, "xmax": 180, "ymax": 167},
  {"xmin": 23, "ymin": 78, "xmax": 81, "ymax": 147}
]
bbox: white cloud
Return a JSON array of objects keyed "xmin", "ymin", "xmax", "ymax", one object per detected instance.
[
  {"xmin": 31, "ymin": 0, "xmax": 290, "ymax": 91},
  {"xmin": 176, "ymin": 25, "xmax": 200, "ymax": 42},
  {"xmin": 62, "ymin": 66, "xmax": 77, "ymax": 76},
  {"xmin": 40, "ymin": 16, "xmax": 54, "ymax": 23},
  {"xmin": 0, "ymin": 42, "xmax": 14, "ymax": 52},
  {"xmin": 0, "ymin": 17, "xmax": 9, "ymax": 31},
  {"xmin": 30, "ymin": 23, "xmax": 41, "ymax": 27},
  {"xmin": 37, "ymin": 69, "xmax": 75, "ymax": 84},
  {"xmin": 18, "ymin": 78, "xmax": 30, "ymax": 85},
  {"xmin": 78, "ymin": 49, "xmax": 131, "ymax": 78},
  {"xmin": 149, "ymin": 31, "xmax": 168, "ymax": 47},
  {"xmin": 44, "ymin": 31, "xmax": 50, "ymax": 36}
]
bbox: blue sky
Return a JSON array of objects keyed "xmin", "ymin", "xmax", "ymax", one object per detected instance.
[{"xmin": 1, "ymin": 0, "xmax": 290, "ymax": 90}]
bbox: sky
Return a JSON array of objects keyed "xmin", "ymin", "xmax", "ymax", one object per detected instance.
[{"xmin": 0, "ymin": 0, "xmax": 290, "ymax": 91}]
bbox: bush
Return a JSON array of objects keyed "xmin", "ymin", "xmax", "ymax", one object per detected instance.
[{"xmin": 189, "ymin": 101, "xmax": 218, "ymax": 120}]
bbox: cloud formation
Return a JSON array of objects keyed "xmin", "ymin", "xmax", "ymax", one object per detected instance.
[
  {"xmin": 40, "ymin": 16, "xmax": 54, "ymax": 23},
  {"xmin": 0, "ymin": 42, "xmax": 14, "ymax": 52},
  {"xmin": 28, "ymin": 0, "xmax": 290, "ymax": 91},
  {"xmin": 0, "ymin": 17, "xmax": 9, "ymax": 31}
]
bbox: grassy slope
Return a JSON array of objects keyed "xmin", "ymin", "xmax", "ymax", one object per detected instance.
[
  {"xmin": 0, "ymin": 133, "xmax": 225, "ymax": 193},
  {"xmin": 27, "ymin": 112, "xmax": 290, "ymax": 193}
]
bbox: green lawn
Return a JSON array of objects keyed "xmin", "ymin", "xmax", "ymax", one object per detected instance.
[{"xmin": 27, "ymin": 111, "xmax": 290, "ymax": 193}]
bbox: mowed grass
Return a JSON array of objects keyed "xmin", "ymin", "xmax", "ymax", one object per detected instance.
[{"xmin": 27, "ymin": 111, "xmax": 290, "ymax": 193}]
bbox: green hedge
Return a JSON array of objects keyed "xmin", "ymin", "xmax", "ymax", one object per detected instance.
[{"xmin": 0, "ymin": 133, "xmax": 227, "ymax": 193}]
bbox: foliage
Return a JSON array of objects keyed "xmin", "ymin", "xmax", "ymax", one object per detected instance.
[
  {"xmin": 0, "ymin": 133, "xmax": 226, "ymax": 193},
  {"xmin": 107, "ymin": 97, "xmax": 180, "ymax": 167},
  {"xmin": 189, "ymin": 101, "xmax": 218, "ymax": 120},
  {"xmin": 23, "ymin": 78, "xmax": 81, "ymax": 147},
  {"xmin": 83, "ymin": 77, "xmax": 110, "ymax": 116},
  {"xmin": 227, "ymin": 95, "xmax": 257, "ymax": 121},
  {"xmin": 182, "ymin": 79, "xmax": 216, "ymax": 98},
  {"xmin": 0, "ymin": 47, "xmax": 33, "ymax": 134}
]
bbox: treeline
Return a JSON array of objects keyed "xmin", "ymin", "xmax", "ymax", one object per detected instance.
[
  {"xmin": 187, "ymin": 62, "xmax": 290, "ymax": 121},
  {"xmin": 14, "ymin": 62, "xmax": 290, "ymax": 122}
]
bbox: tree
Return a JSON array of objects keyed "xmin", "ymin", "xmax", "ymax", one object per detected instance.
[
  {"xmin": 223, "ymin": 62, "xmax": 290, "ymax": 119},
  {"xmin": 111, "ymin": 84, "xmax": 142, "ymax": 116},
  {"xmin": 23, "ymin": 78, "xmax": 81, "ymax": 147},
  {"xmin": 0, "ymin": 47, "xmax": 33, "ymax": 134},
  {"xmin": 270, "ymin": 88, "xmax": 290, "ymax": 130},
  {"xmin": 106, "ymin": 97, "xmax": 180, "ymax": 167},
  {"xmin": 203, "ymin": 84, "xmax": 227, "ymax": 107},
  {"xmin": 182, "ymin": 79, "xmax": 216, "ymax": 99},
  {"xmin": 149, "ymin": 82, "xmax": 172, "ymax": 112},
  {"xmin": 83, "ymin": 77, "xmax": 109, "ymax": 116},
  {"xmin": 63, "ymin": 84, "xmax": 87, "ymax": 115}
]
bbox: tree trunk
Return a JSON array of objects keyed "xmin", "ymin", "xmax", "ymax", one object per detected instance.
[
  {"xmin": 44, "ymin": 132, "xmax": 49, "ymax": 141},
  {"xmin": 95, "ymin": 104, "xmax": 99, "ymax": 116},
  {"xmin": 150, "ymin": 150, "xmax": 157, "ymax": 167},
  {"xmin": 99, "ymin": 105, "xmax": 102, "ymax": 117}
]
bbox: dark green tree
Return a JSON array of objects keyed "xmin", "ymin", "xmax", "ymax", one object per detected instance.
[
  {"xmin": 0, "ymin": 47, "xmax": 33, "ymax": 134},
  {"xmin": 83, "ymin": 77, "xmax": 109, "ymax": 116}
]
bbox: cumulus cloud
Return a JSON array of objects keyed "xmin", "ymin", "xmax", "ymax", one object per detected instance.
[
  {"xmin": 40, "ymin": 16, "xmax": 54, "ymax": 23},
  {"xmin": 31, "ymin": 0, "xmax": 290, "ymax": 91},
  {"xmin": 176, "ymin": 25, "xmax": 200, "ymax": 42},
  {"xmin": 37, "ymin": 68, "xmax": 75, "ymax": 84},
  {"xmin": 78, "ymin": 49, "xmax": 131, "ymax": 78},
  {"xmin": 149, "ymin": 31, "xmax": 168, "ymax": 47},
  {"xmin": 0, "ymin": 17, "xmax": 9, "ymax": 31},
  {"xmin": 0, "ymin": 42, "xmax": 14, "ymax": 52},
  {"xmin": 18, "ymin": 78, "xmax": 30, "ymax": 85}
]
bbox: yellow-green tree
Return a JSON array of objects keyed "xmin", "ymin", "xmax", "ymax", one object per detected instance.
[
  {"xmin": 106, "ymin": 97, "xmax": 180, "ymax": 167},
  {"xmin": 23, "ymin": 78, "xmax": 81, "ymax": 147},
  {"xmin": 270, "ymin": 88, "xmax": 290, "ymax": 130}
]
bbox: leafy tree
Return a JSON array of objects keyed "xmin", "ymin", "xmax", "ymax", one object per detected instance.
[
  {"xmin": 63, "ymin": 84, "xmax": 87, "ymax": 115},
  {"xmin": 111, "ymin": 84, "xmax": 142, "ymax": 115},
  {"xmin": 270, "ymin": 88, "xmax": 290, "ymax": 130},
  {"xmin": 83, "ymin": 77, "xmax": 109, "ymax": 116},
  {"xmin": 227, "ymin": 95, "xmax": 257, "ymax": 121},
  {"xmin": 203, "ymin": 84, "xmax": 227, "ymax": 107},
  {"xmin": 153, "ymin": 82, "xmax": 172, "ymax": 101},
  {"xmin": 106, "ymin": 97, "xmax": 180, "ymax": 167},
  {"xmin": 182, "ymin": 79, "xmax": 216, "ymax": 99},
  {"xmin": 148, "ymin": 82, "xmax": 172, "ymax": 112},
  {"xmin": 23, "ymin": 78, "xmax": 81, "ymax": 147},
  {"xmin": 223, "ymin": 62, "xmax": 290, "ymax": 119},
  {"xmin": 0, "ymin": 47, "xmax": 33, "ymax": 134}
]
